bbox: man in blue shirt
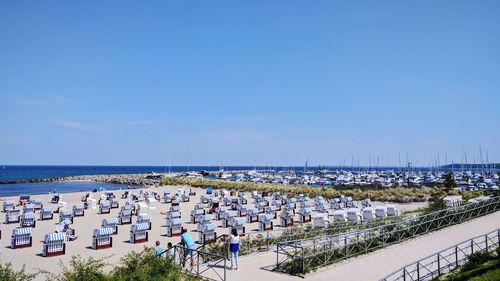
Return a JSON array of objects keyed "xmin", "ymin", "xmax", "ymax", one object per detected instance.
[{"xmin": 180, "ymin": 229, "xmax": 197, "ymax": 269}]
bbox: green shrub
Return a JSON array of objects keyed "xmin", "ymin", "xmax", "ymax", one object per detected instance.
[
  {"xmin": 462, "ymin": 251, "xmax": 493, "ymax": 272},
  {"xmin": 42, "ymin": 255, "xmax": 110, "ymax": 281},
  {"xmin": 111, "ymin": 247, "xmax": 184, "ymax": 281},
  {"xmin": 0, "ymin": 262, "xmax": 36, "ymax": 281}
]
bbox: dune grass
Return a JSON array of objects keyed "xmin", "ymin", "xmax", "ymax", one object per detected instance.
[{"xmin": 162, "ymin": 177, "xmax": 483, "ymax": 203}]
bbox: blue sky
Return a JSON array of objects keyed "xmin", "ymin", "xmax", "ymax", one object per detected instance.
[{"xmin": 1, "ymin": 1, "xmax": 499, "ymax": 166}]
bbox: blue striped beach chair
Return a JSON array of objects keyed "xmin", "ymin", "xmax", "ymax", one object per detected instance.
[
  {"xmin": 130, "ymin": 223, "xmax": 149, "ymax": 243},
  {"xmin": 92, "ymin": 227, "xmax": 113, "ymax": 250},
  {"xmin": 42, "ymin": 232, "xmax": 66, "ymax": 257},
  {"xmin": 20, "ymin": 212, "xmax": 36, "ymax": 227},
  {"xmin": 59, "ymin": 210, "xmax": 74, "ymax": 223},
  {"xmin": 32, "ymin": 199, "xmax": 43, "ymax": 210},
  {"xmin": 72, "ymin": 204, "xmax": 85, "ymax": 217},
  {"xmin": 40, "ymin": 207, "xmax": 54, "ymax": 221},
  {"xmin": 167, "ymin": 217, "xmax": 183, "ymax": 237},
  {"xmin": 3, "ymin": 200, "xmax": 15, "ymax": 212},
  {"xmin": 101, "ymin": 217, "xmax": 119, "ymax": 234},
  {"xmin": 99, "ymin": 200, "xmax": 111, "ymax": 214},
  {"xmin": 118, "ymin": 209, "xmax": 132, "ymax": 225},
  {"xmin": 5, "ymin": 209, "xmax": 20, "ymax": 224},
  {"xmin": 136, "ymin": 213, "xmax": 152, "ymax": 230},
  {"xmin": 23, "ymin": 203, "xmax": 35, "ymax": 214},
  {"xmin": 11, "ymin": 227, "xmax": 32, "ymax": 249},
  {"xmin": 110, "ymin": 198, "xmax": 119, "ymax": 209}
]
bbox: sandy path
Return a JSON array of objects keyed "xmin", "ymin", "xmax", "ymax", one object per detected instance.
[{"xmin": 222, "ymin": 210, "xmax": 500, "ymax": 281}]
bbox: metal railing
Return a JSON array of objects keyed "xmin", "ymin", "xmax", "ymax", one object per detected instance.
[
  {"xmin": 158, "ymin": 245, "xmax": 227, "ymax": 281},
  {"xmin": 198, "ymin": 215, "xmax": 409, "ymax": 259},
  {"xmin": 275, "ymin": 196, "xmax": 500, "ymax": 275},
  {"xmin": 380, "ymin": 228, "xmax": 500, "ymax": 281}
]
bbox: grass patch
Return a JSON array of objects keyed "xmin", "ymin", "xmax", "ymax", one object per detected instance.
[
  {"xmin": 435, "ymin": 249, "xmax": 500, "ymax": 281},
  {"xmin": 162, "ymin": 177, "xmax": 484, "ymax": 203}
]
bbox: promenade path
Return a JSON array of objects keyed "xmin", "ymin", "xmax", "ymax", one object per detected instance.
[{"xmin": 219, "ymin": 210, "xmax": 500, "ymax": 281}]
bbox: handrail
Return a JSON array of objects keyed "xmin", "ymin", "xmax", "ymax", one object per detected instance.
[
  {"xmin": 275, "ymin": 196, "xmax": 500, "ymax": 275},
  {"xmin": 158, "ymin": 245, "xmax": 227, "ymax": 281},
  {"xmin": 380, "ymin": 228, "xmax": 500, "ymax": 281},
  {"xmin": 280, "ymin": 196, "xmax": 498, "ymax": 246}
]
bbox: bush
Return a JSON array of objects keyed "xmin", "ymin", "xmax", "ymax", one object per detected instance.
[
  {"xmin": 41, "ymin": 248, "xmax": 193, "ymax": 281},
  {"xmin": 0, "ymin": 262, "xmax": 36, "ymax": 281},
  {"xmin": 42, "ymin": 255, "xmax": 110, "ymax": 281},
  {"xmin": 111, "ymin": 248, "xmax": 182, "ymax": 281},
  {"xmin": 462, "ymin": 251, "xmax": 493, "ymax": 272}
]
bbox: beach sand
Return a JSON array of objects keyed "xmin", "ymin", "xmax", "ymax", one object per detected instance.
[{"xmin": 0, "ymin": 184, "xmax": 425, "ymax": 280}]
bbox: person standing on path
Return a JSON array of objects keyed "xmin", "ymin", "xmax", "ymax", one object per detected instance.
[
  {"xmin": 227, "ymin": 228, "xmax": 240, "ymax": 270},
  {"xmin": 180, "ymin": 229, "xmax": 197, "ymax": 270}
]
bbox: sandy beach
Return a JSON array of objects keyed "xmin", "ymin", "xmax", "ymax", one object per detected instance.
[{"xmin": 0, "ymin": 183, "xmax": 426, "ymax": 280}]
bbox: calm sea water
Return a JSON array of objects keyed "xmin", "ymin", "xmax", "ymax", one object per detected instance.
[
  {"xmin": 0, "ymin": 181, "xmax": 140, "ymax": 197},
  {"xmin": 0, "ymin": 165, "xmax": 254, "ymax": 182}
]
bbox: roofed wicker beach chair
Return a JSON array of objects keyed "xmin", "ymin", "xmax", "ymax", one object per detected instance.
[
  {"xmin": 42, "ymin": 232, "xmax": 66, "ymax": 257},
  {"xmin": 20, "ymin": 212, "xmax": 36, "ymax": 227},
  {"xmin": 5, "ymin": 209, "xmax": 20, "ymax": 224},
  {"xmin": 101, "ymin": 217, "xmax": 119, "ymax": 234},
  {"xmin": 40, "ymin": 207, "xmax": 54, "ymax": 221},
  {"xmin": 11, "ymin": 227, "xmax": 32, "ymax": 249},
  {"xmin": 130, "ymin": 223, "xmax": 149, "ymax": 243},
  {"xmin": 3, "ymin": 200, "xmax": 15, "ymax": 212},
  {"xmin": 136, "ymin": 213, "xmax": 152, "ymax": 230},
  {"xmin": 92, "ymin": 227, "xmax": 113, "ymax": 250},
  {"xmin": 59, "ymin": 210, "xmax": 74, "ymax": 223},
  {"xmin": 72, "ymin": 204, "xmax": 85, "ymax": 217},
  {"xmin": 99, "ymin": 200, "xmax": 111, "ymax": 214}
]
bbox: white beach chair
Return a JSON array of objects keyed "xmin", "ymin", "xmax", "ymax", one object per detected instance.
[
  {"xmin": 42, "ymin": 232, "xmax": 66, "ymax": 257},
  {"xmin": 136, "ymin": 213, "xmax": 152, "ymax": 230},
  {"xmin": 130, "ymin": 223, "xmax": 149, "ymax": 243},
  {"xmin": 11, "ymin": 227, "xmax": 32, "ymax": 249},
  {"xmin": 32, "ymin": 199, "xmax": 43, "ymax": 210},
  {"xmin": 166, "ymin": 217, "xmax": 183, "ymax": 237},
  {"xmin": 40, "ymin": 207, "xmax": 54, "ymax": 221},
  {"xmin": 280, "ymin": 209, "xmax": 294, "ymax": 227},
  {"xmin": 246, "ymin": 208, "xmax": 259, "ymax": 223},
  {"xmin": 101, "ymin": 217, "xmax": 119, "ymax": 234},
  {"xmin": 73, "ymin": 204, "xmax": 85, "ymax": 217},
  {"xmin": 20, "ymin": 212, "xmax": 36, "ymax": 227},
  {"xmin": 59, "ymin": 210, "xmax": 74, "ymax": 223},
  {"xmin": 163, "ymin": 192, "xmax": 172, "ymax": 204},
  {"xmin": 23, "ymin": 203, "xmax": 35, "ymax": 214},
  {"xmin": 110, "ymin": 198, "xmax": 119, "ymax": 209},
  {"xmin": 298, "ymin": 207, "xmax": 312, "ymax": 223},
  {"xmin": 199, "ymin": 222, "xmax": 217, "ymax": 243},
  {"xmin": 258, "ymin": 213, "xmax": 274, "ymax": 231},
  {"xmin": 3, "ymin": 200, "xmax": 15, "ymax": 212},
  {"xmin": 5, "ymin": 209, "xmax": 20, "ymax": 224},
  {"xmin": 99, "ymin": 200, "xmax": 111, "ymax": 214},
  {"xmin": 190, "ymin": 208, "xmax": 205, "ymax": 224},
  {"xmin": 118, "ymin": 210, "xmax": 132, "ymax": 225},
  {"xmin": 230, "ymin": 218, "xmax": 246, "ymax": 235},
  {"xmin": 92, "ymin": 227, "xmax": 113, "ymax": 250},
  {"xmin": 222, "ymin": 210, "xmax": 238, "ymax": 228}
]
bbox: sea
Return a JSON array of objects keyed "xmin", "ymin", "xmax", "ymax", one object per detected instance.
[{"xmin": 0, "ymin": 165, "xmax": 254, "ymax": 197}]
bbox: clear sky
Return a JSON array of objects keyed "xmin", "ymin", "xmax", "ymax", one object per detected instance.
[{"xmin": 1, "ymin": 1, "xmax": 499, "ymax": 166}]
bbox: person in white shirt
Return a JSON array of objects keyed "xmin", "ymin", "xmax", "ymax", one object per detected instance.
[{"xmin": 227, "ymin": 228, "xmax": 240, "ymax": 270}]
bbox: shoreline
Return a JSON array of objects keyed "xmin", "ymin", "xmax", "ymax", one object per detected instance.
[{"xmin": 0, "ymin": 173, "xmax": 163, "ymax": 186}]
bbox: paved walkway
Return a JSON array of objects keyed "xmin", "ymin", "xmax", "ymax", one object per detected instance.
[{"xmin": 216, "ymin": 210, "xmax": 500, "ymax": 281}]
